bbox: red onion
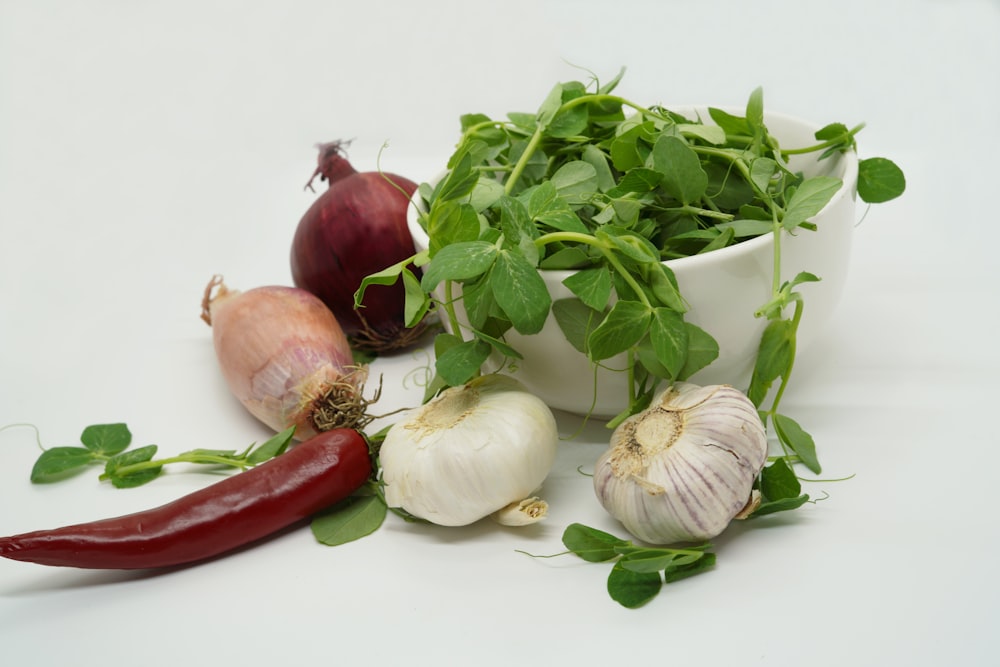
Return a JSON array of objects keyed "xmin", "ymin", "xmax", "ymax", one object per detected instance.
[
  {"xmin": 200, "ymin": 275, "xmax": 372, "ymax": 440},
  {"xmin": 290, "ymin": 140, "xmax": 427, "ymax": 352}
]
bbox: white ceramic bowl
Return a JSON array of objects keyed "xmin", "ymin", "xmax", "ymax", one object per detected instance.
[{"xmin": 409, "ymin": 109, "xmax": 858, "ymax": 418}]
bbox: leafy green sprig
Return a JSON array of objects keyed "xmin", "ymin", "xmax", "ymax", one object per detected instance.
[
  {"xmin": 358, "ymin": 70, "xmax": 904, "ymax": 440},
  {"xmin": 524, "ymin": 523, "xmax": 716, "ymax": 609},
  {"xmin": 25, "ymin": 423, "xmax": 296, "ymax": 488}
]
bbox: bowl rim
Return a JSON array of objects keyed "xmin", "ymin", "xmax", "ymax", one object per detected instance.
[{"xmin": 407, "ymin": 106, "xmax": 860, "ymax": 280}]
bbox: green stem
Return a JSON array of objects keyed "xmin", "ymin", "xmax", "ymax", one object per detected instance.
[
  {"xmin": 765, "ymin": 299, "xmax": 803, "ymax": 420},
  {"xmin": 665, "ymin": 205, "xmax": 735, "ymax": 221},
  {"xmin": 506, "ymin": 127, "xmax": 544, "ymax": 195},
  {"xmin": 534, "ymin": 230, "xmax": 652, "ymax": 308},
  {"xmin": 441, "ymin": 280, "xmax": 465, "ymax": 342},
  {"xmin": 98, "ymin": 453, "xmax": 250, "ymax": 481},
  {"xmin": 780, "ymin": 123, "xmax": 866, "ymax": 156},
  {"xmin": 770, "ymin": 206, "xmax": 783, "ymax": 297}
]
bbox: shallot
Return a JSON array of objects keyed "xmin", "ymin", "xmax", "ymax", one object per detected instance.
[
  {"xmin": 290, "ymin": 140, "xmax": 427, "ymax": 352},
  {"xmin": 200, "ymin": 275, "xmax": 372, "ymax": 440}
]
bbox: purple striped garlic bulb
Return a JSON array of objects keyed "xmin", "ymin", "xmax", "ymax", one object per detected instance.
[{"xmin": 593, "ymin": 383, "xmax": 767, "ymax": 545}]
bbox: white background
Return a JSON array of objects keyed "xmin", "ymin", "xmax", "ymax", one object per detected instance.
[{"xmin": 1, "ymin": 0, "xmax": 998, "ymax": 665}]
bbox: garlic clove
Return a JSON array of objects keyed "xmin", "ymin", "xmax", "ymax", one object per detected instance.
[
  {"xmin": 593, "ymin": 383, "xmax": 767, "ymax": 545},
  {"xmin": 491, "ymin": 497, "xmax": 549, "ymax": 526}
]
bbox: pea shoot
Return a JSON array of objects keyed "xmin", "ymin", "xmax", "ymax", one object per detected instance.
[{"xmin": 360, "ymin": 67, "xmax": 905, "ymax": 470}]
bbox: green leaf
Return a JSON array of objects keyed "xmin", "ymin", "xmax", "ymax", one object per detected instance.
[
  {"xmin": 662, "ymin": 551, "xmax": 716, "ymax": 583},
  {"xmin": 498, "ymin": 195, "xmax": 539, "ymax": 263},
  {"xmin": 587, "ymin": 300, "xmax": 651, "ymax": 361},
  {"xmin": 707, "ymin": 107, "xmax": 750, "ymax": 136},
  {"xmin": 749, "ymin": 157, "xmax": 777, "ymax": 194},
  {"xmin": 717, "ymin": 219, "xmax": 773, "ymax": 238},
  {"xmin": 676, "ymin": 323, "xmax": 720, "ymax": 381},
  {"xmin": 535, "ymin": 81, "xmax": 568, "ymax": 128},
  {"xmin": 311, "ymin": 491, "xmax": 387, "ymax": 547},
  {"xmin": 815, "ymin": 122, "xmax": 850, "ymax": 142},
  {"xmin": 678, "ymin": 123, "xmax": 726, "ymax": 145},
  {"xmin": 419, "ymin": 241, "xmax": 497, "ymax": 291},
  {"xmin": 549, "ymin": 161, "xmax": 598, "ymax": 202},
  {"xmin": 401, "ymin": 268, "xmax": 431, "ymax": 328},
  {"xmin": 354, "ymin": 252, "xmax": 425, "ymax": 308},
  {"xmin": 781, "ymin": 176, "xmax": 842, "ymax": 231},
  {"xmin": 435, "ymin": 339, "xmax": 492, "ymax": 387},
  {"xmin": 650, "ymin": 134, "xmax": 708, "ymax": 205},
  {"xmin": 747, "ymin": 318, "xmax": 794, "ymax": 407},
  {"xmin": 787, "ymin": 271, "xmax": 821, "ymax": 289},
  {"xmin": 697, "ymin": 226, "xmax": 735, "ymax": 254},
  {"xmin": 527, "ymin": 181, "xmax": 590, "ymax": 233},
  {"xmin": 610, "ymin": 120, "xmax": 655, "ymax": 171},
  {"xmin": 30, "ymin": 447, "xmax": 95, "ymax": 483},
  {"xmin": 773, "ymin": 413, "xmax": 821, "ymax": 474},
  {"xmin": 753, "ymin": 457, "xmax": 812, "ymax": 517},
  {"xmin": 552, "ymin": 298, "xmax": 602, "ymax": 354},
  {"xmin": 646, "ymin": 263, "xmax": 686, "ymax": 313},
  {"xmin": 80, "ymin": 423, "xmax": 131, "ymax": 456},
  {"xmin": 649, "ymin": 307, "xmax": 688, "ymax": 379},
  {"xmin": 471, "ymin": 328, "xmax": 522, "ymax": 360},
  {"xmin": 562, "ymin": 267, "xmax": 612, "ymax": 312},
  {"xmin": 597, "ymin": 228, "xmax": 660, "ymax": 265},
  {"xmin": 105, "ymin": 445, "xmax": 161, "ymax": 488},
  {"xmin": 562, "ymin": 523, "xmax": 629, "ymax": 562},
  {"xmin": 745, "ymin": 86, "xmax": 765, "ymax": 138},
  {"xmin": 491, "ymin": 250, "xmax": 551, "ymax": 335},
  {"xmin": 458, "ymin": 275, "xmax": 496, "ymax": 330},
  {"xmin": 605, "ymin": 167, "xmax": 662, "ymax": 198},
  {"xmin": 436, "ymin": 152, "xmax": 478, "ymax": 202},
  {"xmin": 548, "ymin": 103, "xmax": 589, "ymax": 138},
  {"xmin": 752, "ymin": 494, "xmax": 810, "ymax": 517},
  {"xmin": 857, "ymin": 157, "xmax": 906, "ymax": 203},
  {"xmin": 607, "ymin": 561, "xmax": 662, "ymax": 608},
  {"xmin": 469, "ymin": 176, "xmax": 506, "ymax": 212},
  {"xmin": 759, "ymin": 457, "xmax": 802, "ymax": 501},
  {"xmin": 246, "ymin": 426, "xmax": 296, "ymax": 466},
  {"xmin": 427, "ymin": 200, "xmax": 481, "ymax": 253},
  {"xmin": 581, "ymin": 143, "xmax": 616, "ymax": 192},
  {"xmin": 617, "ymin": 548, "xmax": 704, "ymax": 573}
]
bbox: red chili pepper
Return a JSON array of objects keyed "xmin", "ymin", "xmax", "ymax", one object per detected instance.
[{"xmin": 0, "ymin": 428, "xmax": 370, "ymax": 569}]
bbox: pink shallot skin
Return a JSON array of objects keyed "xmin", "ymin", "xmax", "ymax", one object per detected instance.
[{"xmin": 204, "ymin": 280, "xmax": 363, "ymax": 440}]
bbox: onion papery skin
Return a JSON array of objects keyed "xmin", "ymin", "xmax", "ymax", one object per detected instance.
[
  {"xmin": 593, "ymin": 383, "xmax": 767, "ymax": 545},
  {"xmin": 202, "ymin": 277, "xmax": 367, "ymax": 440},
  {"xmin": 290, "ymin": 142, "xmax": 421, "ymax": 352}
]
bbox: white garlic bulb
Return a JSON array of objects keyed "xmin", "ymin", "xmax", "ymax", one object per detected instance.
[
  {"xmin": 593, "ymin": 382, "xmax": 767, "ymax": 545},
  {"xmin": 379, "ymin": 374, "xmax": 559, "ymax": 527}
]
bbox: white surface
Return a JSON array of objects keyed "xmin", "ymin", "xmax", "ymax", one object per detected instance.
[{"xmin": 1, "ymin": 1, "xmax": 997, "ymax": 665}]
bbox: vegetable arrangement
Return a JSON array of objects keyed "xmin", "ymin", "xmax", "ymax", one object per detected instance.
[{"xmin": 1, "ymin": 68, "xmax": 905, "ymax": 609}]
